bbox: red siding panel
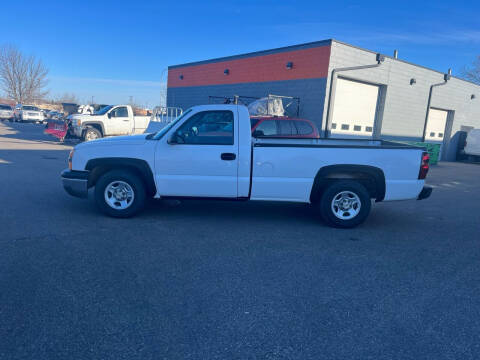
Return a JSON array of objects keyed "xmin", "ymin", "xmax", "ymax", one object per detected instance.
[{"xmin": 168, "ymin": 45, "xmax": 331, "ymax": 88}]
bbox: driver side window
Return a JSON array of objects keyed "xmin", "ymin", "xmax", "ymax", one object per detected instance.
[
  {"xmin": 111, "ymin": 107, "xmax": 128, "ymax": 118},
  {"xmin": 174, "ymin": 110, "xmax": 234, "ymax": 145}
]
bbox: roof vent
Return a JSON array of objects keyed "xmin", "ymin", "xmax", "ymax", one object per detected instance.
[{"xmin": 444, "ymin": 68, "xmax": 452, "ymax": 81}]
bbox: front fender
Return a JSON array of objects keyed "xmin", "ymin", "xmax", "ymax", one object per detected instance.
[{"xmin": 81, "ymin": 121, "xmax": 106, "ymax": 134}]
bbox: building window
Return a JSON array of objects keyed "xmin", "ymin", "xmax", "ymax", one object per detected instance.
[
  {"xmin": 365, "ymin": 126, "xmax": 373, "ymax": 132},
  {"xmin": 438, "ymin": 133, "xmax": 444, "ymax": 138},
  {"xmin": 354, "ymin": 125, "xmax": 361, "ymax": 132},
  {"xmin": 341, "ymin": 124, "xmax": 349, "ymax": 130},
  {"xmin": 430, "ymin": 132, "xmax": 435, "ymax": 137},
  {"xmin": 331, "ymin": 123, "xmax": 337, "ymax": 129}
]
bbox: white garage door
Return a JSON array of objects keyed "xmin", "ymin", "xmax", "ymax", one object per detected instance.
[
  {"xmin": 330, "ymin": 78, "xmax": 380, "ymax": 138},
  {"xmin": 425, "ymin": 108, "xmax": 448, "ymax": 142}
]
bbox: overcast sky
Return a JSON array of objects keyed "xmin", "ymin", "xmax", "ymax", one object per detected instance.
[{"xmin": 1, "ymin": 0, "xmax": 479, "ymax": 106}]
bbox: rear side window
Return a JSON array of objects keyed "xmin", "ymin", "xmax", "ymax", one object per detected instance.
[
  {"xmin": 278, "ymin": 120, "xmax": 294, "ymax": 135},
  {"xmin": 255, "ymin": 120, "xmax": 277, "ymax": 136},
  {"xmin": 295, "ymin": 121, "xmax": 314, "ymax": 135},
  {"xmin": 0, "ymin": 105, "xmax": 12, "ymax": 110}
]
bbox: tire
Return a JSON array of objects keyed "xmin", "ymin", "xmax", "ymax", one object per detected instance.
[
  {"xmin": 83, "ymin": 127, "xmax": 102, "ymax": 141},
  {"xmin": 94, "ymin": 170, "xmax": 146, "ymax": 218},
  {"xmin": 318, "ymin": 180, "xmax": 371, "ymax": 228}
]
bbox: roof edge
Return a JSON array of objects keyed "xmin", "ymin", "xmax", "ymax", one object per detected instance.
[{"xmin": 168, "ymin": 39, "xmax": 332, "ymax": 69}]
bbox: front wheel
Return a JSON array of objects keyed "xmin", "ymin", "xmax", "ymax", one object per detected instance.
[
  {"xmin": 318, "ymin": 180, "xmax": 371, "ymax": 228},
  {"xmin": 83, "ymin": 127, "xmax": 102, "ymax": 141},
  {"xmin": 95, "ymin": 170, "xmax": 146, "ymax": 218}
]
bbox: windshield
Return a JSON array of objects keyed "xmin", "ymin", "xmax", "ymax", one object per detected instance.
[
  {"xmin": 23, "ymin": 106, "xmax": 39, "ymax": 111},
  {"xmin": 152, "ymin": 109, "xmax": 192, "ymax": 140},
  {"xmin": 94, "ymin": 105, "xmax": 113, "ymax": 115},
  {"xmin": 0, "ymin": 104, "xmax": 12, "ymax": 110}
]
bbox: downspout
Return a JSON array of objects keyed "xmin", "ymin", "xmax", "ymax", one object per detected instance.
[
  {"xmin": 324, "ymin": 53, "xmax": 385, "ymax": 138},
  {"xmin": 421, "ymin": 70, "xmax": 451, "ymax": 142}
]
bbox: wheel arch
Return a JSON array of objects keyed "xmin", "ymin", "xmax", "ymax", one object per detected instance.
[
  {"xmin": 82, "ymin": 122, "xmax": 105, "ymax": 136},
  {"xmin": 310, "ymin": 164, "xmax": 386, "ymax": 203},
  {"xmin": 85, "ymin": 157, "xmax": 156, "ymax": 196}
]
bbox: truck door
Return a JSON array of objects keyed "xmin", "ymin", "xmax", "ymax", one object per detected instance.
[
  {"xmin": 154, "ymin": 109, "xmax": 239, "ymax": 197},
  {"xmin": 108, "ymin": 106, "xmax": 132, "ymax": 135}
]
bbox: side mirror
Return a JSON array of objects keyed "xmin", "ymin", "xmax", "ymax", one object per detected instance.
[
  {"xmin": 252, "ymin": 129, "xmax": 265, "ymax": 138},
  {"xmin": 107, "ymin": 112, "xmax": 112, "ymax": 119}
]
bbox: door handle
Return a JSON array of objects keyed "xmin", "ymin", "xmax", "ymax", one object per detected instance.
[{"xmin": 221, "ymin": 153, "xmax": 236, "ymax": 161}]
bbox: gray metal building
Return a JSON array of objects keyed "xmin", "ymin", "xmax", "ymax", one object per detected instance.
[{"xmin": 167, "ymin": 39, "xmax": 480, "ymax": 161}]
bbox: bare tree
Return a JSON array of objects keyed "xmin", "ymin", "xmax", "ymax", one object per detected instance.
[
  {"xmin": 55, "ymin": 92, "xmax": 78, "ymax": 104},
  {"xmin": 0, "ymin": 45, "xmax": 49, "ymax": 103},
  {"xmin": 461, "ymin": 56, "xmax": 480, "ymax": 84}
]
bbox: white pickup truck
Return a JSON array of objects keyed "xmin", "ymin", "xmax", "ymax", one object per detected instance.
[
  {"xmin": 14, "ymin": 104, "xmax": 45, "ymax": 123},
  {"xmin": 69, "ymin": 105, "xmax": 151, "ymax": 141},
  {"xmin": 61, "ymin": 104, "xmax": 432, "ymax": 228}
]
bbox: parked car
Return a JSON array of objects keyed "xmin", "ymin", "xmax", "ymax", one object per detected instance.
[
  {"xmin": 47, "ymin": 111, "xmax": 64, "ymax": 120},
  {"xmin": 40, "ymin": 109, "xmax": 49, "ymax": 119},
  {"xmin": 251, "ymin": 116, "xmax": 320, "ymax": 138},
  {"xmin": 68, "ymin": 104, "xmax": 151, "ymax": 141},
  {"xmin": 463, "ymin": 129, "xmax": 480, "ymax": 161},
  {"xmin": 0, "ymin": 104, "xmax": 14, "ymax": 121},
  {"xmin": 14, "ymin": 105, "xmax": 45, "ymax": 123},
  {"xmin": 61, "ymin": 104, "xmax": 432, "ymax": 228}
]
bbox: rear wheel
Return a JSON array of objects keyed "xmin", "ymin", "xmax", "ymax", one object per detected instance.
[
  {"xmin": 318, "ymin": 180, "xmax": 371, "ymax": 228},
  {"xmin": 83, "ymin": 127, "xmax": 102, "ymax": 141},
  {"xmin": 95, "ymin": 170, "xmax": 146, "ymax": 218}
]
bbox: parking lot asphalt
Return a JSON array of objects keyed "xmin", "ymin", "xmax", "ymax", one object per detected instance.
[{"xmin": 1, "ymin": 120, "xmax": 480, "ymax": 359}]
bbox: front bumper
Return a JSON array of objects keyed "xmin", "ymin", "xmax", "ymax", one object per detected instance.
[
  {"xmin": 417, "ymin": 185, "xmax": 433, "ymax": 200},
  {"xmin": 61, "ymin": 169, "xmax": 89, "ymax": 198},
  {"xmin": 22, "ymin": 117, "xmax": 44, "ymax": 122},
  {"xmin": 72, "ymin": 125, "xmax": 84, "ymax": 138}
]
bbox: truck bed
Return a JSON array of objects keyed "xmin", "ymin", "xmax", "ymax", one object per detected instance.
[
  {"xmin": 253, "ymin": 137, "xmax": 423, "ymax": 149},
  {"xmin": 250, "ymin": 137, "xmax": 425, "ymax": 202}
]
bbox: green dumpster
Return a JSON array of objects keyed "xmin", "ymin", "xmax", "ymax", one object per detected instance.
[{"xmin": 400, "ymin": 142, "xmax": 441, "ymax": 165}]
